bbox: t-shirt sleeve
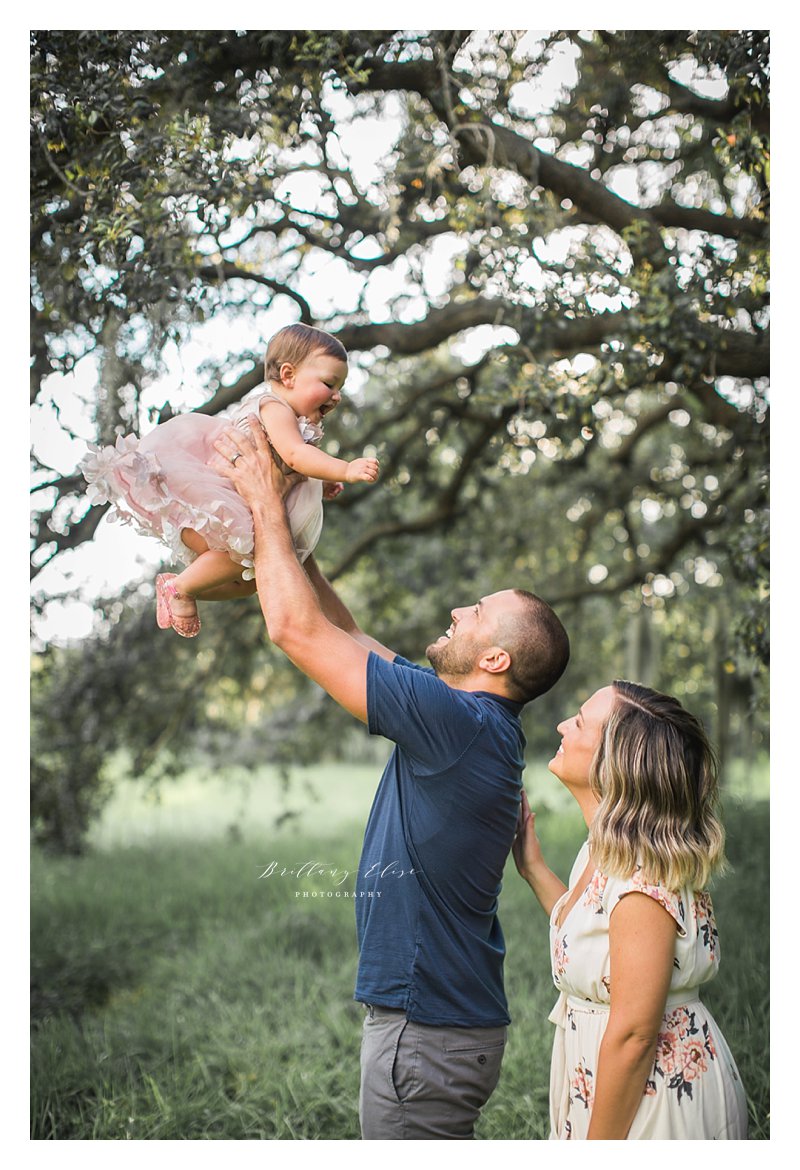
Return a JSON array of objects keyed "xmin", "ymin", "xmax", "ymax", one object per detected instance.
[
  {"xmin": 366, "ymin": 652, "xmax": 484, "ymax": 774},
  {"xmin": 603, "ymin": 868, "xmax": 688, "ymax": 937}
]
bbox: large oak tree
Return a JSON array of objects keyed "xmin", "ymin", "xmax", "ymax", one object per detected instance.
[{"xmin": 30, "ymin": 30, "xmax": 769, "ymax": 849}]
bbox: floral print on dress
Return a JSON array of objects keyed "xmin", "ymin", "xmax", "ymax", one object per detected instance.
[
  {"xmin": 692, "ymin": 892, "xmax": 719, "ymax": 961},
  {"xmin": 626, "ymin": 866, "xmax": 684, "ymax": 927},
  {"xmin": 646, "ymin": 1007, "xmax": 718, "ymax": 1104},
  {"xmin": 553, "ymin": 933, "xmax": 569, "ymax": 982},
  {"xmin": 547, "ymin": 841, "xmax": 748, "ymax": 1139},
  {"xmin": 570, "ymin": 1061, "xmax": 595, "ymax": 1111},
  {"xmin": 582, "ymin": 869, "xmax": 608, "ymax": 914}
]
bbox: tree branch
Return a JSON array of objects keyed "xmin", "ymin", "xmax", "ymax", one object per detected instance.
[
  {"xmin": 351, "ymin": 57, "xmax": 768, "ymax": 251},
  {"xmin": 666, "ymin": 78, "xmax": 769, "ymax": 135},
  {"xmin": 610, "ymin": 399, "xmax": 686, "ymax": 465},
  {"xmin": 350, "ymin": 58, "xmax": 669, "ymax": 265},
  {"xmin": 325, "ymin": 404, "xmax": 516, "ymax": 579},
  {"xmin": 336, "ymin": 298, "xmax": 627, "ymax": 355},
  {"xmin": 187, "ymin": 297, "xmax": 767, "ymax": 423},
  {"xmin": 650, "ymin": 199, "xmax": 768, "ymax": 242},
  {"xmin": 550, "ymin": 499, "xmax": 731, "ymax": 605},
  {"xmin": 31, "ymin": 505, "xmax": 108, "ymax": 579},
  {"xmin": 197, "ymin": 262, "xmax": 313, "ymax": 321}
]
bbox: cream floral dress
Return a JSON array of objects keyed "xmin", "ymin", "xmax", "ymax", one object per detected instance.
[{"xmin": 548, "ymin": 841, "xmax": 748, "ymax": 1139}]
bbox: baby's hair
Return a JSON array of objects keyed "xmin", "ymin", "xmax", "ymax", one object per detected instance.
[{"xmin": 264, "ymin": 324, "xmax": 348, "ymax": 383}]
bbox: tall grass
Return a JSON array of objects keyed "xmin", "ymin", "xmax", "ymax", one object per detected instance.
[{"xmin": 30, "ymin": 763, "xmax": 769, "ymax": 1139}]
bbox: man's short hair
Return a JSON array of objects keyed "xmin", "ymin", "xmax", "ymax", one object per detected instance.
[{"xmin": 499, "ymin": 590, "xmax": 570, "ymax": 703}]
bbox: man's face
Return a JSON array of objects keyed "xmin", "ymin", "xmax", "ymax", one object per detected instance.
[{"xmin": 426, "ymin": 590, "xmax": 521, "ymax": 679}]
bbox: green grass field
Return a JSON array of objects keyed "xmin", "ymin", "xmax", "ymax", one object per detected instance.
[{"xmin": 30, "ymin": 760, "xmax": 769, "ymax": 1140}]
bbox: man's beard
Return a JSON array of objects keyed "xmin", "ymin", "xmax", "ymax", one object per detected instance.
[{"xmin": 426, "ymin": 633, "xmax": 483, "ymax": 679}]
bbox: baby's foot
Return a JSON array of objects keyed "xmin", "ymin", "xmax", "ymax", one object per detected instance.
[
  {"xmin": 156, "ymin": 573, "xmax": 176, "ymax": 628},
  {"xmin": 157, "ymin": 575, "xmax": 200, "ymax": 638},
  {"xmin": 169, "ymin": 590, "xmax": 200, "ymax": 638}
]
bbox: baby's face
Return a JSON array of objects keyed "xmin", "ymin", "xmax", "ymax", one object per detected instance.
[{"xmin": 284, "ymin": 352, "xmax": 348, "ymax": 423}]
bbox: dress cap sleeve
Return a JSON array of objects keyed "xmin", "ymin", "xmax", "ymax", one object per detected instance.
[{"xmin": 603, "ymin": 866, "xmax": 688, "ymax": 937}]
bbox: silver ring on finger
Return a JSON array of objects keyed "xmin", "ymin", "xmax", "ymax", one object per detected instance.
[{"xmin": 231, "ymin": 453, "xmax": 242, "ymax": 465}]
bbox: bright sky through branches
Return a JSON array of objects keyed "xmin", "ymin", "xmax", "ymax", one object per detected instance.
[
  {"xmin": 30, "ymin": 32, "xmax": 731, "ymax": 646},
  {"xmin": 31, "ymin": 33, "xmax": 581, "ymax": 645}
]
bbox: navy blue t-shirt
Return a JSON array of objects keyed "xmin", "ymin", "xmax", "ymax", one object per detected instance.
[{"xmin": 354, "ymin": 653, "xmax": 527, "ymax": 1027}]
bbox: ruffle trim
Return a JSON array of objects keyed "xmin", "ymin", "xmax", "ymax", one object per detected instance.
[
  {"xmin": 79, "ymin": 434, "xmax": 258, "ymax": 578},
  {"xmin": 227, "ymin": 389, "xmax": 324, "ymax": 445}
]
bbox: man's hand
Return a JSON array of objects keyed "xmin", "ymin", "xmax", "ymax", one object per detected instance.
[{"xmin": 211, "ymin": 416, "xmax": 304, "ymax": 508}]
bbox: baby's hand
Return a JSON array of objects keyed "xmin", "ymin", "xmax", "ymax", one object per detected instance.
[
  {"xmin": 323, "ymin": 482, "xmax": 344, "ymax": 501},
  {"xmin": 344, "ymin": 457, "xmax": 380, "ymax": 484}
]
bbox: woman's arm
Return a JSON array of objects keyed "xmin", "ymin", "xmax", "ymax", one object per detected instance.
[
  {"xmin": 586, "ymin": 892, "xmax": 676, "ymax": 1139},
  {"xmin": 260, "ymin": 401, "xmax": 377, "ymax": 484},
  {"xmin": 512, "ymin": 789, "xmax": 568, "ymax": 916}
]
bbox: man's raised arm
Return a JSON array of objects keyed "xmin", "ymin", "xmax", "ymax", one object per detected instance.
[
  {"xmin": 302, "ymin": 556, "xmax": 396, "ymax": 663},
  {"xmin": 210, "ymin": 420, "xmax": 382, "ymax": 721}
]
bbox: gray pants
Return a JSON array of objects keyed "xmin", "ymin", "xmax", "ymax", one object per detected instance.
[{"xmin": 359, "ymin": 1005, "xmax": 506, "ymax": 1140}]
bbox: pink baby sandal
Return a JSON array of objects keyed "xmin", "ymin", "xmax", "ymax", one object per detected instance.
[{"xmin": 155, "ymin": 573, "xmax": 200, "ymax": 638}]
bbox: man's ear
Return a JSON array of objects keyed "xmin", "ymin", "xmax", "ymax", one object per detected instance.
[
  {"xmin": 478, "ymin": 646, "xmax": 512, "ymax": 676},
  {"xmin": 278, "ymin": 361, "xmax": 295, "ymax": 388}
]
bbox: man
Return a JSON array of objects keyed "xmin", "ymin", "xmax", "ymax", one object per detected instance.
[{"xmin": 212, "ymin": 420, "xmax": 570, "ymax": 1140}]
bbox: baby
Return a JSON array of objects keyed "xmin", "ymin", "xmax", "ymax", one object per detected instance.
[{"xmin": 81, "ymin": 324, "xmax": 379, "ymax": 636}]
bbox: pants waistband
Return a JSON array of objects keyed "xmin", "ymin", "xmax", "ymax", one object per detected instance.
[
  {"xmin": 361, "ymin": 1004, "xmax": 507, "ymax": 1031},
  {"xmin": 363, "ymin": 1003, "xmax": 406, "ymax": 1019}
]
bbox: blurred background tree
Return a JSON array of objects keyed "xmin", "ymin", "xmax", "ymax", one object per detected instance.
[{"xmin": 30, "ymin": 29, "xmax": 769, "ymax": 852}]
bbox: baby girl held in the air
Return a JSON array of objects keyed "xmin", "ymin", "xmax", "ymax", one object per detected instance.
[{"xmin": 81, "ymin": 324, "xmax": 379, "ymax": 637}]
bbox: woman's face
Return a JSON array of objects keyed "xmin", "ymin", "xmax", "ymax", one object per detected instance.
[{"xmin": 548, "ymin": 686, "xmax": 616, "ymax": 788}]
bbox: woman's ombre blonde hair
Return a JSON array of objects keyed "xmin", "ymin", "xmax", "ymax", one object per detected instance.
[{"xmin": 587, "ymin": 681, "xmax": 727, "ymax": 890}]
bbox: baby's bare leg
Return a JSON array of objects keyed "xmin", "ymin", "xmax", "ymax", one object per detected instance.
[
  {"xmin": 193, "ymin": 579, "xmax": 258, "ymax": 601},
  {"xmin": 176, "ymin": 531, "xmax": 248, "ymax": 593},
  {"xmin": 168, "ymin": 529, "xmax": 252, "ymax": 614}
]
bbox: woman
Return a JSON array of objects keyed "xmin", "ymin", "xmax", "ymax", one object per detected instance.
[{"xmin": 513, "ymin": 681, "xmax": 748, "ymax": 1139}]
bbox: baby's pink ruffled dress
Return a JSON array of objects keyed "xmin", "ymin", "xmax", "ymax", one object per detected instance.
[{"xmin": 80, "ymin": 388, "xmax": 324, "ymax": 578}]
